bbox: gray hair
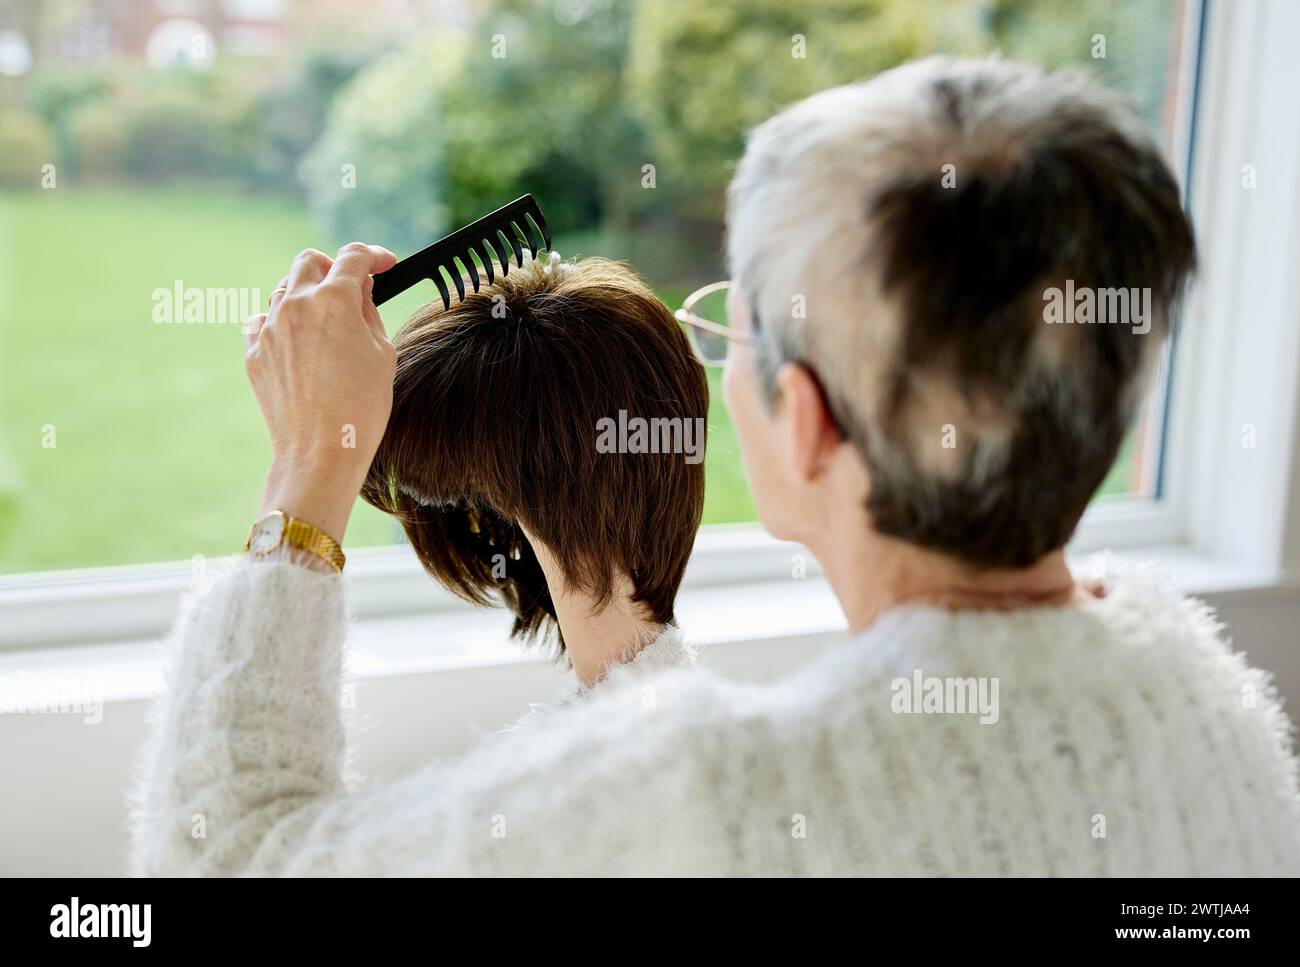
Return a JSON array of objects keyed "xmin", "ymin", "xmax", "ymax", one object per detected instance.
[{"xmin": 726, "ymin": 56, "xmax": 1195, "ymax": 567}]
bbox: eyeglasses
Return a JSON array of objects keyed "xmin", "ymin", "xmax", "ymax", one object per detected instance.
[
  {"xmin": 679, "ymin": 281, "xmax": 850, "ymax": 440},
  {"xmin": 674, "ymin": 280, "xmax": 756, "ymax": 366}
]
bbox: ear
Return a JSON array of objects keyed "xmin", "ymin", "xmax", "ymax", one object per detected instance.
[{"xmin": 775, "ymin": 362, "xmax": 842, "ymax": 481}]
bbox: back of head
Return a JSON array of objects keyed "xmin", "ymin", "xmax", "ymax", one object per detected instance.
[
  {"xmin": 362, "ymin": 256, "xmax": 708, "ymax": 652},
  {"xmin": 727, "ymin": 56, "xmax": 1196, "ymax": 567}
]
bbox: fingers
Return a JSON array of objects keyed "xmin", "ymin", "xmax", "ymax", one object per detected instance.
[
  {"xmin": 286, "ymin": 249, "xmax": 333, "ymax": 291},
  {"xmin": 244, "ymin": 312, "xmax": 268, "ymax": 353},
  {"xmin": 267, "ymin": 276, "xmax": 289, "ymax": 312},
  {"xmin": 264, "ymin": 243, "xmax": 396, "ymax": 351},
  {"xmin": 361, "ymin": 297, "xmax": 392, "ymax": 349},
  {"xmin": 326, "ymin": 242, "xmax": 397, "ymax": 288}
]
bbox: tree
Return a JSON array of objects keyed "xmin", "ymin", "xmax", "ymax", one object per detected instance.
[
  {"xmin": 299, "ymin": 30, "xmax": 466, "ymax": 252},
  {"xmin": 627, "ymin": 0, "xmax": 976, "ymax": 215},
  {"xmin": 438, "ymin": 0, "xmax": 650, "ymax": 234},
  {"xmin": 300, "ymin": 2, "xmax": 651, "ymax": 250}
]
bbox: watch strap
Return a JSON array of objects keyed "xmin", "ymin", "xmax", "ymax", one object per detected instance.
[{"xmin": 283, "ymin": 514, "xmax": 346, "ymax": 572}]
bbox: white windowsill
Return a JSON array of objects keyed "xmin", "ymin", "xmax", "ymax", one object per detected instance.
[
  {"xmin": 0, "ymin": 490, "xmax": 1260, "ymax": 652},
  {"xmin": 0, "ymin": 537, "xmax": 1289, "ymax": 708}
]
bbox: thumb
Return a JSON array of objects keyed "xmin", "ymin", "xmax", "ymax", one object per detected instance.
[{"xmin": 327, "ymin": 242, "xmax": 398, "ymax": 287}]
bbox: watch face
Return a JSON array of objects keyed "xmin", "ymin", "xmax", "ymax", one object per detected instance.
[{"xmin": 249, "ymin": 512, "xmax": 286, "ymax": 555}]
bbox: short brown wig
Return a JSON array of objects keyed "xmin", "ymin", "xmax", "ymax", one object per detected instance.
[{"xmin": 362, "ymin": 256, "xmax": 708, "ymax": 654}]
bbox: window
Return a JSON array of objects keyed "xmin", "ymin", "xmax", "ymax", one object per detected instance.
[
  {"xmin": 9, "ymin": 0, "xmax": 1298, "ymax": 660},
  {"xmin": 0, "ymin": 0, "xmax": 1193, "ymax": 579}
]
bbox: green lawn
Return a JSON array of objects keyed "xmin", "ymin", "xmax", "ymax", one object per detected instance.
[{"xmin": 0, "ymin": 186, "xmax": 753, "ymax": 574}]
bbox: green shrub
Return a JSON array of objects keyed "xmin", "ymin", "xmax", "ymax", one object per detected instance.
[
  {"xmin": 299, "ymin": 31, "xmax": 464, "ymax": 251},
  {"xmin": 256, "ymin": 43, "xmax": 376, "ymax": 194},
  {"xmin": 29, "ymin": 66, "xmax": 115, "ymax": 172},
  {"xmin": 627, "ymin": 0, "xmax": 980, "ymax": 215},
  {"xmin": 301, "ymin": 1, "xmax": 655, "ymax": 251},
  {"xmin": 0, "ymin": 111, "xmax": 56, "ymax": 189},
  {"xmin": 66, "ymin": 100, "xmax": 128, "ymax": 181},
  {"xmin": 118, "ymin": 79, "xmax": 224, "ymax": 180},
  {"xmin": 437, "ymin": 0, "xmax": 650, "ymax": 234}
]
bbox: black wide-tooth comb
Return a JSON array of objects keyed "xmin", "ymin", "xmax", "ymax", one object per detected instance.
[{"xmin": 370, "ymin": 194, "xmax": 552, "ymax": 309}]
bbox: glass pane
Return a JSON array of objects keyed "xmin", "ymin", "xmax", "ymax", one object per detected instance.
[{"xmin": 0, "ymin": 0, "xmax": 1189, "ymax": 574}]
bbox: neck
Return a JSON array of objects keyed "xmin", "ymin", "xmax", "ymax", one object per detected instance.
[
  {"xmin": 810, "ymin": 523, "xmax": 1082, "ymax": 637},
  {"xmin": 550, "ymin": 582, "xmax": 663, "ymax": 689},
  {"xmin": 524, "ymin": 535, "xmax": 662, "ymax": 688}
]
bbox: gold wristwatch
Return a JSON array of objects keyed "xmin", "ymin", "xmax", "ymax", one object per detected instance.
[{"xmin": 244, "ymin": 510, "xmax": 346, "ymax": 572}]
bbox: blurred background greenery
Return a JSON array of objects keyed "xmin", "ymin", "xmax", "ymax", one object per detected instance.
[{"xmin": 0, "ymin": 0, "xmax": 1179, "ymax": 573}]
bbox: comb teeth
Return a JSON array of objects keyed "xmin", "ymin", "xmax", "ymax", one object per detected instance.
[{"xmin": 370, "ymin": 195, "xmax": 552, "ymax": 309}]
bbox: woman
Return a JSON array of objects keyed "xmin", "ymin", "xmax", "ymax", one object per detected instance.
[{"xmin": 130, "ymin": 57, "xmax": 1300, "ymax": 875}]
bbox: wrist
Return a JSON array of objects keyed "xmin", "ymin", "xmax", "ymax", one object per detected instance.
[
  {"xmin": 261, "ymin": 453, "xmax": 366, "ymax": 544},
  {"xmin": 246, "ymin": 538, "xmax": 340, "ymax": 574}
]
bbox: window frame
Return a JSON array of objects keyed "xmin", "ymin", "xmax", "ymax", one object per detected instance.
[{"xmin": 4, "ymin": 0, "xmax": 1300, "ymax": 656}]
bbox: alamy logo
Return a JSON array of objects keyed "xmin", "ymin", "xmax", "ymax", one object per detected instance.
[
  {"xmin": 50, "ymin": 897, "xmax": 151, "ymax": 947},
  {"xmin": 0, "ymin": 671, "xmax": 102, "ymax": 723},
  {"xmin": 595, "ymin": 410, "xmax": 705, "ymax": 464},
  {"xmin": 152, "ymin": 281, "xmax": 262, "ymax": 325},
  {"xmin": 1042, "ymin": 280, "xmax": 1153, "ymax": 334},
  {"xmin": 890, "ymin": 670, "xmax": 1000, "ymax": 725}
]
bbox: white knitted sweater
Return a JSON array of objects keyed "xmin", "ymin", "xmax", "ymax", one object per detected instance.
[{"xmin": 128, "ymin": 554, "xmax": 1300, "ymax": 876}]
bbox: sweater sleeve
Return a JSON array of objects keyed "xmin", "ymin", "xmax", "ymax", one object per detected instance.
[
  {"xmin": 127, "ymin": 555, "xmax": 730, "ymax": 876},
  {"xmin": 127, "ymin": 555, "xmax": 351, "ymax": 876}
]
